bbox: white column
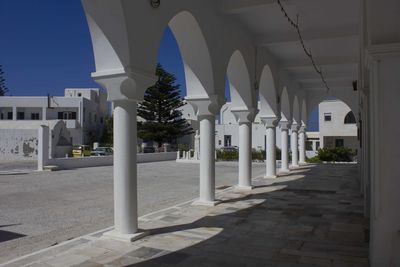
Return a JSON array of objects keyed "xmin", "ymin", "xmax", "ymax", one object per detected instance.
[
  {"xmin": 37, "ymin": 125, "xmax": 49, "ymax": 171},
  {"xmin": 238, "ymin": 122, "xmax": 252, "ymax": 189},
  {"xmin": 280, "ymin": 122, "xmax": 290, "ymax": 173},
  {"xmin": 113, "ymin": 100, "xmax": 138, "ymax": 233},
  {"xmin": 197, "ymin": 114, "xmax": 217, "ymax": 205},
  {"xmin": 291, "ymin": 125, "xmax": 299, "ymax": 168},
  {"xmin": 12, "ymin": 106, "xmax": 17, "ymax": 120},
  {"xmin": 265, "ymin": 126, "xmax": 277, "ymax": 178},
  {"xmin": 299, "ymin": 126, "xmax": 306, "ymax": 164},
  {"xmin": 93, "ymin": 70, "xmax": 156, "ymax": 242},
  {"xmin": 42, "ymin": 107, "xmax": 47, "ymax": 120}
]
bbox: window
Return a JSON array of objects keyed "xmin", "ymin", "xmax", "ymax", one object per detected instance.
[
  {"xmin": 0, "ymin": 113, "xmax": 3, "ymax": 120},
  {"xmin": 224, "ymin": 135, "xmax": 232, "ymax": 147},
  {"xmin": 7, "ymin": 112, "xmax": 12, "ymax": 120},
  {"xmin": 306, "ymin": 141, "xmax": 313, "ymax": 151},
  {"xmin": 316, "ymin": 141, "xmax": 320, "ymax": 150},
  {"xmin": 71, "ymin": 112, "xmax": 77, "ymax": 120},
  {"xmin": 335, "ymin": 139, "xmax": 344, "ymax": 147},
  {"xmin": 31, "ymin": 113, "xmax": 40, "ymax": 120},
  {"xmin": 94, "ymin": 114, "xmax": 97, "ymax": 122},
  {"xmin": 78, "ymin": 93, "xmax": 82, "ymax": 97},
  {"xmin": 218, "ymin": 140, "xmax": 222, "ymax": 146},
  {"xmin": 344, "ymin": 111, "xmax": 356, "ymax": 124},
  {"xmin": 100, "ymin": 117, "xmax": 104, "ymax": 124},
  {"xmin": 324, "ymin": 113, "xmax": 332, "ymax": 122},
  {"xmin": 17, "ymin": 112, "xmax": 25, "ymax": 120},
  {"xmin": 58, "ymin": 112, "xmax": 63, "ymax": 119}
]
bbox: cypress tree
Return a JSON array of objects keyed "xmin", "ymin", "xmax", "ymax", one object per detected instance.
[
  {"xmin": 0, "ymin": 65, "xmax": 9, "ymax": 96},
  {"xmin": 138, "ymin": 64, "xmax": 193, "ymax": 146}
]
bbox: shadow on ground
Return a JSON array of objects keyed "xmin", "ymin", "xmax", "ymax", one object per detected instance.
[
  {"xmin": 0, "ymin": 225, "xmax": 25, "ymax": 243},
  {"xmin": 112, "ymin": 165, "xmax": 369, "ymax": 267}
]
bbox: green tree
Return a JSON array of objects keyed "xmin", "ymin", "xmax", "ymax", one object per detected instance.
[
  {"xmin": 138, "ymin": 64, "xmax": 193, "ymax": 146},
  {"xmin": 101, "ymin": 116, "xmax": 114, "ymax": 145},
  {"xmin": 0, "ymin": 65, "xmax": 9, "ymax": 96}
]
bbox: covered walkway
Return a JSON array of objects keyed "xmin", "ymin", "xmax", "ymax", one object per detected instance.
[{"xmin": 4, "ymin": 164, "xmax": 369, "ymax": 267}]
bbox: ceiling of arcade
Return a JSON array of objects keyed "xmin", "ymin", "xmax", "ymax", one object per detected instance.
[{"xmin": 220, "ymin": 0, "xmax": 360, "ymax": 95}]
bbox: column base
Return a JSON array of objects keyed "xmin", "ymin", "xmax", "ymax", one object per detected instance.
[
  {"xmin": 299, "ymin": 162, "xmax": 307, "ymax": 166},
  {"xmin": 103, "ymin": 229, "xmax": 148, "ymax": 243},
  {"xmin": 279, "ymin": 169, "xmax": 290, "ymax": 174},
  {"xmin": 235, "ymin": 185, "xmax": 254, "ymax": 191},
  {"xmin": 192, "ymin": 199, "xmax": 220, "ymax": 207},
  {"xmin": 290, "ymin": 164, "xmax": 300, "ymax": 168},
  {"xmin": 264, "ymin": 175, "xmax": 277, "ymax": 179}
]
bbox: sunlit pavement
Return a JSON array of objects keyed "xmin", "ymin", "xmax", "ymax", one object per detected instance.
[{"xmin": 2, "ymin": 164, "xmax": 369, "ymax": 267}]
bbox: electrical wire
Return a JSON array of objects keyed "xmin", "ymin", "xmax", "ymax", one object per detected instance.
[{"xmin": 276, "ymin": 0, "xmax": 330, "ymax": 92}]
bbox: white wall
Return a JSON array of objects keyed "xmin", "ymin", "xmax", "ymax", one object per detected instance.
[
  {"xmin": 47, "ymin": 152, "xmax": 177, "ymax": 170},
  {"xmin": 0, "ymin": 129, "xmax": 38, "ymax": 160}
]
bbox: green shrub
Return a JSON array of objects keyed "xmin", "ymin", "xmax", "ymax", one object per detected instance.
[
  {"xmin": 317, "ymin": 147, "xmax": 355, "ymax": 162},
  {"xmin": 307, "ymin": 156, "xmax": 322, "ymax": 163},
  {"xmin": 217, "ymin": 150, "xmax": 238, "ymax": 161},
  {"xmin": 252, "ymin": 150, "xmax": 265, "ymax": 161},
  {"xmin": 178, "ymin": 144, "xmax": 190, "ymax": 152},
  {"xmin": 275, "ymin": 147, "xmax": 281, "ymax": 160}
]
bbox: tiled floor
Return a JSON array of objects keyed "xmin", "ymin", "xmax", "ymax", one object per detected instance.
[{"xmin": 2, "ymin": 164, "xmax": 369, "ymax": 267}]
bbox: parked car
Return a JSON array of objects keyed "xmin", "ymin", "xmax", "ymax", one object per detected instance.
[
  {"xmin": 91, "ymin": 147, "xmax": 113, "ymax": 156},
  {"xmin": 72, "ymin": 145, "xmax": 91, "ymax": 157},
  {"xmin": 143, "ymin": 147, "xmax": 156, "ymax": 153}
]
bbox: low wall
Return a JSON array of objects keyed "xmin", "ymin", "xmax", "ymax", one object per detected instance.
[{"xmin": 47, "ymin": 152, "xmax": 177, "ymax": 170}]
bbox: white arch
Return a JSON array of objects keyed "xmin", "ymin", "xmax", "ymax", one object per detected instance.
[
  {"xmin": 226, "ymin": 50, "xmax": 253, "ymax": 109},
  {"xmin": 280, "ymin": 87, "xmax": 291, "ymax": 122},
  {"xmin": 259, "ymin": 65, "xmax": 278, "ymax": 117},
  {"xmin": 301, "ymin": 98, "xmax": 307, "ymax": 125},
  {"xmin": 169, "ymin": 11, "xmax": 214, "ymax": 98},
  {"xmin": 292, "ymin": 95, "xmax": 301, "ymax": 125}
]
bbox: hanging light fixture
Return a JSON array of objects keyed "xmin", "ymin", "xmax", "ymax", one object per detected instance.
[{"xmin": 150, "ymin": 0, "xmax": 160, "ymax": 8}]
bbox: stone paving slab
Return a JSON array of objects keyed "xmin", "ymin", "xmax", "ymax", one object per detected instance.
[{"xmin": 1, "ymin": 164, "xmax": 369, "ymax": 267}]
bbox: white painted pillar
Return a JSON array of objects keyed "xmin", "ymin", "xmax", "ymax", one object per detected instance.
[
  {"xmin": 280, "ymin": 122, "xmax": 290, "ymax": 173},
  {"xmin": 265, "ymin": 126, "xmax": 277, "ymax": 178},
  {"xmin": 93, "ymin": 70, "xmax": 156, "ymax": 242},
  {"xmin": 42, "ymin": 107, "xmax": 47, "ymax": 120},
  {"xmin": 198, "ymin": 114, "xmax": 216, "ymax": 204},
  {"xmin": 290, "ymin": 125, "xmax": 299, "ymax": 168},
  {"xmin": 12, "ymin": 106, "xmax": 17, "ymax": 120},
  {"xmin": 37, "ymin": 125, "xmax": 49, "ymax": 171},
  {"xmin": 299, "ymin": 126, "xmax": 306, "ymax": 164},
  {"xmin": 238, "ymin": 122, "xmax": 252, "ymax": 189},
  {"xmin": 112, "ymin": 100, "xmax": 139, "ymax": 236}
]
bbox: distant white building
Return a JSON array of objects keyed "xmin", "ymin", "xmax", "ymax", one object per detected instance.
[
  {"xmin": 318, "ymin": 100, "xmax": 358, "ymax": 149},
  {"xmin": 0, "ymin": 88, "xmax": 108, "ymax": 145}
]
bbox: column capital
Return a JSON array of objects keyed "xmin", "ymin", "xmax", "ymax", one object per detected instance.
[
  {"xmin": 279, "ymin": 120, "xmax": 292, "ymax": 130},
  {"xmin": 231, "ymin": 107, "xmax": 258, "ymax": 124},
  {"xmin": 186, "ymin": 94, "xmax": 224, "ymax": 117},
  {"xmin": 92, "ymin": 67, "xmax": 157, "ymax": 102},
  {"xmin": 260, "ymin": 116, "xmax": 279, "ymax": 128},
  {"xmin": 291, "ymin": 123, "xmax": 300, "ymax": 132},
  {"xmin": 299, "ymin": 126, "xmax": 307, "ymax": 133}
]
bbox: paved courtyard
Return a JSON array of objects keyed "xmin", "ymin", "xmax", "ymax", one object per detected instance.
[
  {"xmin": 0, "ymin": 161, "xmax": 266, "ymax": 263},
  {"xmin": 1, "ymin": 164, "xmax": 369, "ymax": 267}
]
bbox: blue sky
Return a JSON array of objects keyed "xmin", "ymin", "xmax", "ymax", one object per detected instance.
[{"xmin": 0, "ymin": 0, "xmax": 318, "ymax": 130}]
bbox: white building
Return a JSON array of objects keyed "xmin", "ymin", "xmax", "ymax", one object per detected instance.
[
  {"xmin": 0, "ymin": 88, "xmax": 108, "ymax": 145},
  {"xmin": 306, "ymin": 100, "xmax": 358, "ymax": 157}
]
